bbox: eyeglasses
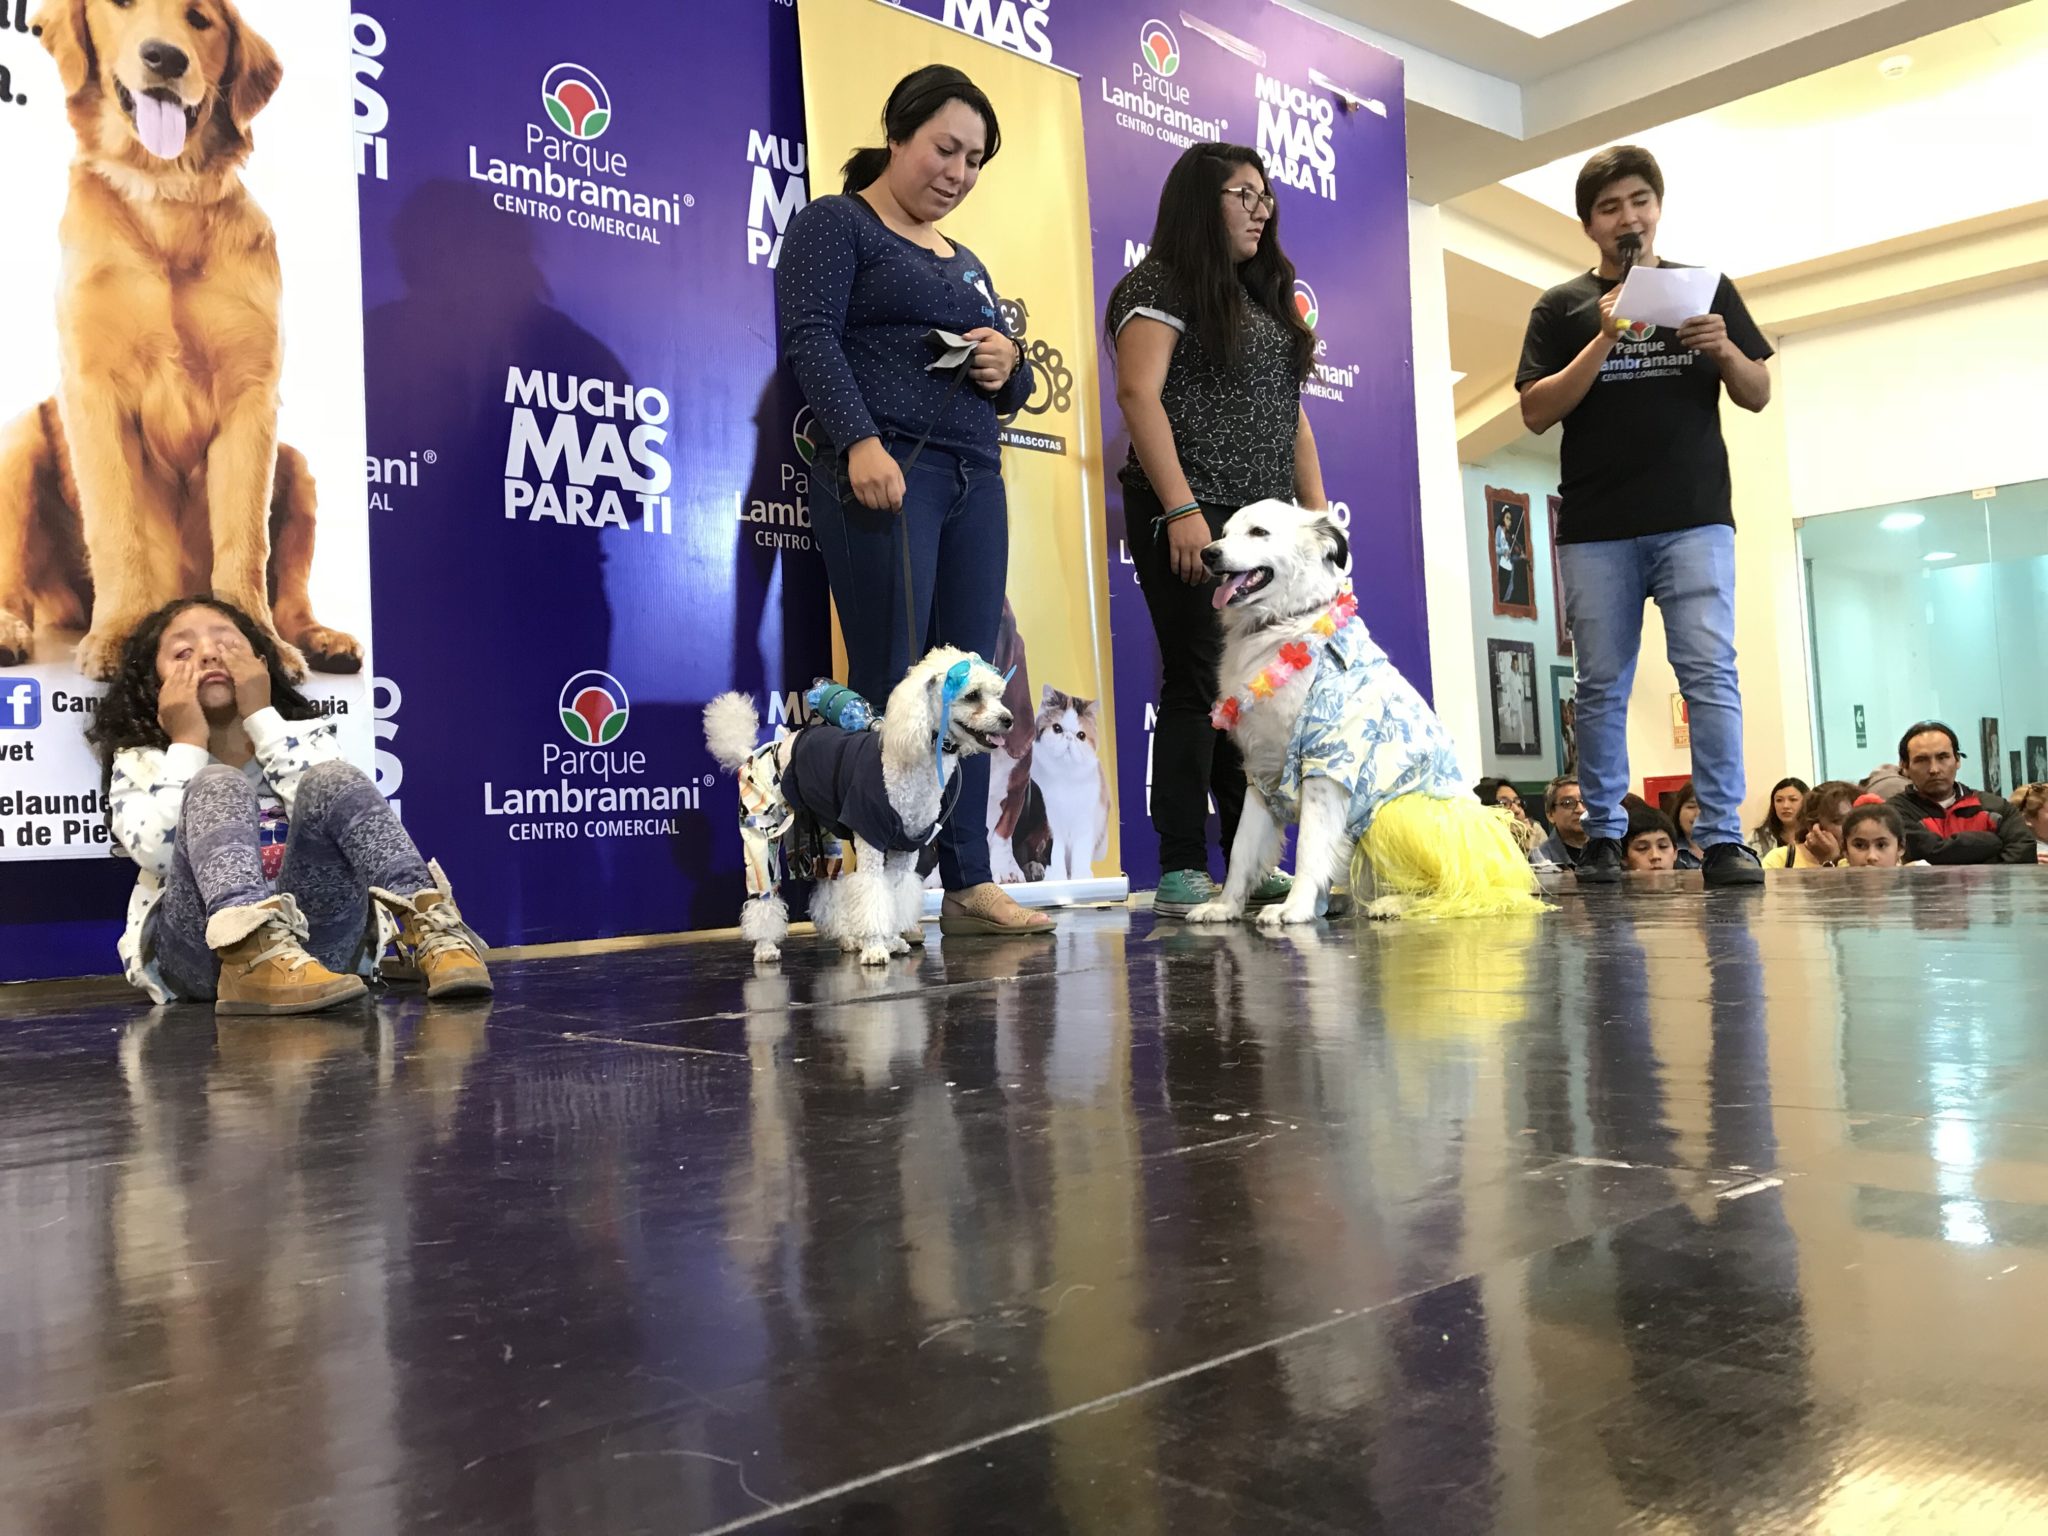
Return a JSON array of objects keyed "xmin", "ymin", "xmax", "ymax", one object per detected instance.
[
  {"xmin": 1498, "ymin": 794, "xmax": 1523, "ymax": 807},
  {"xmin": 1552, "ymin": 797, "xmax": 1585, "ymax": 811},
  {"xmin": 1222, "ymin": 186, "xmax": 1277, "ymax": 216}
]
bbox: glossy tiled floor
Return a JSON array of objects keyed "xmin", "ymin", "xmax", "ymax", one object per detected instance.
[{"xmin": 5, "ymin": 869, "xmax": 2048, "ymax": 1534}]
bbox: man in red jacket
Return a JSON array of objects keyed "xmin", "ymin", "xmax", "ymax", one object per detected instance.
[{"xmin": 1886, "ymin": 721, "xmax": 2033, "ymax": 865}]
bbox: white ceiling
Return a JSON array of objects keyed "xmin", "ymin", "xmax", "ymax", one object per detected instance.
[
  {"xmin": 1292, "ymin": 0, "xmax": 2031, "ymax": 202},
  {"xmin": 1379, "ymin": 0, "xmax": 2048, "ymax": 457},
  {"xmin": 1502, "ymin": 3, "xmax": 2048, "ymax": 278},
  {"xmin": 1297, "ymin": 0, "xmax": 1736, "ymax": 83}
]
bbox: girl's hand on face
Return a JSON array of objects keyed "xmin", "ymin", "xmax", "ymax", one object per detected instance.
[
  {"xmin": 157, "ymin": 658, "xmax": 209, "ymax": 748},
  {"xmin": 222, "ymin": 633, "xmax": 273, "ymax": 721}
]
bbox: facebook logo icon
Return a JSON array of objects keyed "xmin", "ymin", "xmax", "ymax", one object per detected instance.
[{"xmin": 3, "ymin": 680, "xmax": 40, "ymax": 730}]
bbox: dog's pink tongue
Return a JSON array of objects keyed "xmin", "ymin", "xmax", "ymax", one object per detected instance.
[
  {"xmin": 1212, "ymin": 571, "xmax": 1249, "ymax": 611},
  {"xmin": 134, "ymin": 93, "xmax": 189, "ymax": 160}
]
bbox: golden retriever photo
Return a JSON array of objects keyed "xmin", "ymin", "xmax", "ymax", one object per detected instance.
[{"xmin": 0, "ymin": 0, "xmax": 358, "ymax": 680}]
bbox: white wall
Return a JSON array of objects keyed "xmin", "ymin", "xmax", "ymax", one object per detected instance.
[
  {"xmin": 1810, "ymin": 552, "xmax": 2048, "ymax": 791},
  {"xmin": 1410, "ymin": 200, "xmax": 1486, "ymax": 778},
  {"xmin": 1458, "ymin": 449, "xmax": 1570, "ymax": 784},
  {"xmin": 1807, "ymin": 563, "xmax": 1924, "ymax": 781},
  {"xmin": 1778, "ymin": 280, "xmax": 2048, "ymax": 516}
]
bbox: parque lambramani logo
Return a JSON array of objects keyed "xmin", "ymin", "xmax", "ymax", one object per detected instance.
[
  {"xmin": 542, "ymin": 63, "xmax": 612, "ymax": 141},
  {"xmin": 1293, "ymin": 279, "xmax": 1320, "ymax": 329},
  {"xmin": 792, "ymin": 405, "xmax": 819, "ymax": 467},
  {"xmin": 1139, "ymin": 18, "xmax": 1181, "ymax": 76},
  {"xmin": 559, "ymin": 670, "xmax": 630, "ymax": 745}
]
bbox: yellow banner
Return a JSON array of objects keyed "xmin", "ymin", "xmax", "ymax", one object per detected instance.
[{"xmin": 798, "ymin": 0, "xmax": 1122, "ymax": 889}]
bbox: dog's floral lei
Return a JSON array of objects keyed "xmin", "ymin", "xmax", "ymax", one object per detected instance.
[{"xmin": 1210, "ymin": 589, "xmax": 1359, "ymax": 731}]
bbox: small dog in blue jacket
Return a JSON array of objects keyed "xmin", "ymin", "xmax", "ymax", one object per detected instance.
[{"xmin": 705, "ymin": 647, "xmax": 1012, "ymax": 965}]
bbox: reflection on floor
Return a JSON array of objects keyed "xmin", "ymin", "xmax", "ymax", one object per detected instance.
[{"xmin": 5, "ymin": 869, "xmax": 2048, "ymax": 1533}]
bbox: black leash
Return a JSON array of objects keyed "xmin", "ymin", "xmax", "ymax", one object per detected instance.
[{"xmin": 882, "ymin": 359, "xmax": 972, "ymax": 669}]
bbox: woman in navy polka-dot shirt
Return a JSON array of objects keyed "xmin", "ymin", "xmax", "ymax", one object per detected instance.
[{"xmin": 777, "ymin": 65, "xmax": 1050, "ymax": 938}]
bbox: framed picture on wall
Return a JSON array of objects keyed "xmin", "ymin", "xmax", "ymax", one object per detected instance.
[
  {"xmin": 1550, "ymin": 664, "xmax": 1577, "ymax": 775},
  {"xmin": 1981, "ymin": 718, "xmax": 2003, "ymax": 796},
  {"xmin": 1484, "ymin": 486, "xmax": 1538, "ymax": 621},
  {"xmin": 2030, "ymin": 737, "xmax": 2048, "ymax": 784},
  {"xmin": 2014, "ymin": 751, "xmax": 2027, "ymax": 793},
  {"xmin": 1547, "ymin": 495, "xmax": 1571, "ymax": 657},
  {"xmin": 1488, "ymin": 639, "xmax": 1541, "ymax": 757}
]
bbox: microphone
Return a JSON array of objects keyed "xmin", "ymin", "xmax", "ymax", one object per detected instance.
[{"xmin": 1617, "ymin": 232, "xmax": 1642, "ymax": 274}]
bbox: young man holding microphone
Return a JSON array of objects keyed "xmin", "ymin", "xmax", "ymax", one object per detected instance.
[{"xmin": 1517, "ymin": 146, "xmax": 1775, "ymax": 886}]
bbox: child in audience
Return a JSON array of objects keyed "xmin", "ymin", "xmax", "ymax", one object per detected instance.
[
  {"xmin": 1622, "ymin": 805, "xmax": 1681, "ymax": 873},
  {"xmin": 1841, "ymin": 801, "xmax": 1908, "ymax": 868},
  {"xmin": 2009, "ymin": 783, "xmax": 2048, "ymax": 864},
  {"xmin": 1761, "ymin": 780, "xmax": 1859, "ymax": 869},
  {"xmin": 87, "ymin": 598, "xmax": 492, "ymax": 1013}
]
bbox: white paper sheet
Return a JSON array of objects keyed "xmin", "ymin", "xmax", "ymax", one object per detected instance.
[{"xmin": 1612, "ymin": 265, "xmax": 1722, "ymax": 329}]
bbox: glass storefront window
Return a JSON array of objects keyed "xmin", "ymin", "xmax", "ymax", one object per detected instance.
[{"xmin": 1799, "ymin": 480, "xmax": 2048, "ymax": 792}]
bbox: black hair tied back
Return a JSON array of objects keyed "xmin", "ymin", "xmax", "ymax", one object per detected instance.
[{"xmin": 841, "ymin": 64, "xmax": 1002, "ymax": 195}]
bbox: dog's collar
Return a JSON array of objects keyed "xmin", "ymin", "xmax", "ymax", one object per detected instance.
[
  {"xmin": 1211, "ymin": 589, "xmax": 1359, "ymax": 732},
  {"xmin": 1244, "ymin": 588, "xmax": 1348, "ymax": 632}
]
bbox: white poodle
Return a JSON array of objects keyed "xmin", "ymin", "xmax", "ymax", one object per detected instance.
[
  {"xmin": 705, "ymin": 647, "xmax": 1012, "ymax": 966},
  {"xmin": 1191, "ymin": 500, "xmax": 1544, "ymax": 927}
]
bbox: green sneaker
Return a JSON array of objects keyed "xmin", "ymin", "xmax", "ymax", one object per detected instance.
[
  {"xmin": 1247, "ymin": 873, "xmax": 1293, "ymax": 908},
  {"xmin": 1153, "ymin": 869, "xmax": 1218, "ymax": 918}
]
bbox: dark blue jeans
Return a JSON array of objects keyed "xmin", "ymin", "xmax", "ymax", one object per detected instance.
[{"xmin": 812, "ymin": 442, "xmax": 1007, "ymax": 890}]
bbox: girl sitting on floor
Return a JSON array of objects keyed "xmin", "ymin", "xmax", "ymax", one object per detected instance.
[
  {"xmin": 87, "ymin": 598, "xmax": 490, "ymax": 1015},
  {"xmin": 1840, "ymin": 801, "xmax": 1909, "ymax": 868}
]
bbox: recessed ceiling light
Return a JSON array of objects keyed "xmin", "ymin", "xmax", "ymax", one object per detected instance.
[
  {"xmin": 1923, "ymin": 550, "xmax": 1958, "ymax": 563},
  {"xmin": 1879, "ymin": 54, "xmax": 1913, "ymax": 79},
  {"xmin": 1879, "ymin": 511, "xmax": 1925, "ymax": 532}
]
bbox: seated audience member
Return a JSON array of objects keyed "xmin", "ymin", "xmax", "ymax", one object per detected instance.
[
  {"xmin": 1841, "ymin": 801, "xmax": 1909, "ymax": 869},
  {"xmin": 87, "ymin": 598, "xmax": 492, "ymax": 1013},
  {"xmin": 1762, "ymin": 780, "xmax": 1859, "ymax": 869},
  {"xmin": 1477, "ymin": 777, "xmax": 1544, "ymax": 856},
  {"xmin": 1668, "ymin": 782, "xmax": 1705, "ymax": 869},
  {"xmin": 2008, "ymin": 783, "xmax": 2048, "ymax": 865},
  {"xmin": 1886, "ymin": 722, "xmax": 2032, "ymax": 865},
  {"xmin": 1862, "ymin": 763, "xmax": 1909, "ymax": 802},
  {"xmin": 1532, "ymin": 776, "xmax": 1588, "ymax": 869},
  {"xmin": 1622, "ymin": 805, "xmax": 1681, "ymax": 873},
  {"xmin": 1750, "ymin": 776, "xmax": 1808, "ymax": 857},
  {"xmin": 1476, "ymin": 777, "xmax": 1530, "ymax": 823}
]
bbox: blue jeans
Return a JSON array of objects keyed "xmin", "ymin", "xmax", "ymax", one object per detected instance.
[
  {"xmin": 812, "ymin": 442, "xmax": 1007, "ymax": 889},
  {"xmin": 1558, "ymin": 525, "xmax": 1744, "ymax": 847}
]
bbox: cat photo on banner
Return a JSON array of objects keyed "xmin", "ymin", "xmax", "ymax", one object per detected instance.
[{"xmin": 985, "ymin": 600, "xmax": 1112, "ymax": 885}]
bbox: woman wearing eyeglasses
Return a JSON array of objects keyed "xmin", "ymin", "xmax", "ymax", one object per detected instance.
[{"xmin": 1106, "ymin": 143, "xmax": 1326, "ymax": 917}]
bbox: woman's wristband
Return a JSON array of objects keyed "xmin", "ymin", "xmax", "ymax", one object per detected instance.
[{"xmin": 1152, "ymin": 500, "xmax": 1202, "ymax": 533}]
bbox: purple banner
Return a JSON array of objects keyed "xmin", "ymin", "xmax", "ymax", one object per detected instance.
[
  {"xmin": 356, "ymin": 0, "xmax": 1415, "ymax": 947},
  {"xmin": 899, "ymin": 0, "xmax": 1421, "ymax": 888},
  {"xmin": 355, "ymin": 0, "xmax": 829, "ymax": 943}
]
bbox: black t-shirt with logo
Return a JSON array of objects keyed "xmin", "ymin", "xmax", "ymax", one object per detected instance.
[{"xmin": 1516, "ymin": 263, "xmax": 1771, "ymax": 545}]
